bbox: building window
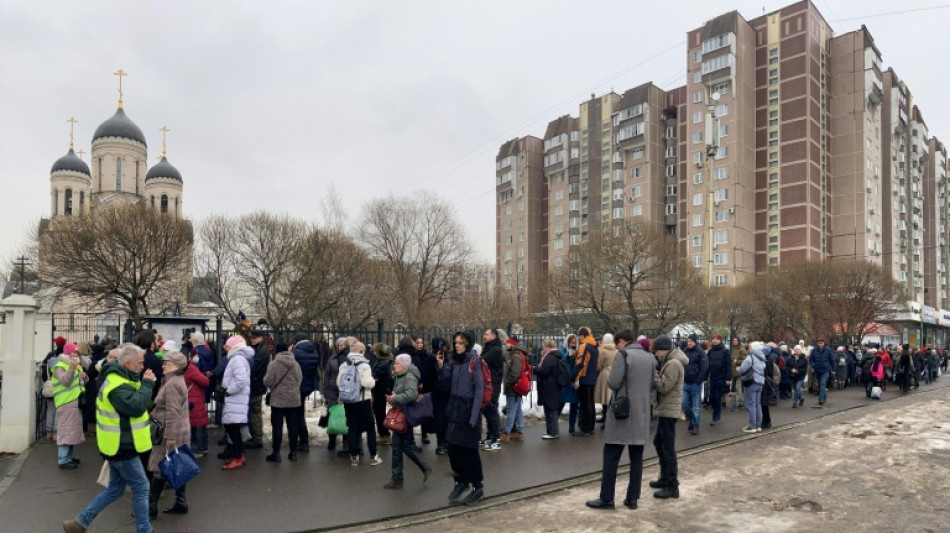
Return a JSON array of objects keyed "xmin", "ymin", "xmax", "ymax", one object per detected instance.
[
  {"xmin": 714, "ymin": 274, "xmax": 728, "ymax": 286},
  {"xmin": 666, "ymin": 185, "xmax": 677, "ymax": 196},
  {"xmin": 693, "ymin": 255, "xmax": 702, "ymax": 268},
  {"xmin": 693, "ymin": 173, "xmax": 703, "ymax": 185},
  {"xmin": 714, "ymin": 252, "xmax": 728, "ymax": 266},
  {"xmin": 161, "ymin": 194, "xmax": 168, "ymax": 213},
  {"xmin": 505, "ymin": 205, "xmax": 512, "ymax": 215},
  {"xmin": 714, "ymin": 188, "xmax": 728, "ymax": 202},
  {"xmin": 555, "ymin": 190, "xmax": 564, "ymax": 200},
  {"xmin": 666, "ymin": 165, "xmax": 676, "ymax": 177},
  {"xmin": 665, "ymin": 204, "xmax": 677, "ymax": 215},
  {"xmin": 64, "ymin": 188, "xmax": 73, "ymax": 216},
  {"xmin": 714, "ymin": 231, "xmax": 728, "ymax": 244},
  {"xmin": 693, "ymin": 131, "xmax": 703, "ymax": 144},
  {"xmin": 693, "ymin": 91, "xmax": 703, "ymax": 103},
  {"xmin": 631, "ymin": 166, "xmax": 643, "ymax": 179},
  {"xmin": 692, "ymin": 214, "xmax": 703, "ymax": 226},
  {"xmin": 613, "ymin": 207, "xmax": 624, "ymax": 219},
  {"xmin": 693, "ymin": 193, "xmax": 704, "ymax": 206},
  {"xmin": 631, "ymin": 205, "xmax": 643, "ymax": 217},
  {"xmin": 630, "ymin": 186, "xmax": 642, "ymax": 198},
  {"xmin": 715, "ymin": 209, "xmax": 728, "ymax": 222},
  {"xmin": 115, "ymin": 157, "xmax": 122, "ymax": 191},
  {"xmin": 693, "ymin": 111, "xmax": 702, "ymax": 124},
  {"xmin": 631, "ymin": 147, "xmax": 644, "ymax": 159},
  {"xmin": 715, "ymin": 168, "xmax": 729, "ymax": 180},
  {"xmin": 693, "ymin": 235, "xmax": 702, "ymax": 247}
]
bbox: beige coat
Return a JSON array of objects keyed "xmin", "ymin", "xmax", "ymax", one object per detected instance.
[
  {"xmin": 148, "ymin": 373, "xmax": 191, "ymax": 472},
  {"xmin": 263, "ymin": 352, "xmax": 302, "ymax": 408},
  {"xmin": 594, "ymin": 342, "xmax": 617, "ymax": 406}
]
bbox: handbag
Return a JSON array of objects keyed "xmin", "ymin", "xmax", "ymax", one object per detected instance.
[
  {"xmin": 97, "ymin": 461, "xmax": 110, "ymax": 487},
  {"xmin": 41, "ymin": 380, "xmax": 54, "ymax": 399},
  {"xmin": 610, "ymin": 350, "xmax": 630, "ymax": 420},
  {"xmin": 150, "ymin": 417, "xmax": 165, "ymax": 446},
  {"xmin": 327, "ymin": 404, "xmax": 348, "ymax": 435},
  {"xmin": 403, "ymin": 393, "xmax": 434, "ymax": 426},
  {"xmin": 159, "ymin": 444, "xmax": 202, "ymax": 490},
  {"xmin": 213, "ymin": 386, "xmax": 226, "ymax": 404},
  {"xmin": 384, "ymin": 407, "xmax": 409, "ymax": 434}
]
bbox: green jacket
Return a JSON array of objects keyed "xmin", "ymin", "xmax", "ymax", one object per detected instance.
[
  {"xmin": 100, "ymin": 361, "xmax": 154, "ymax": 459},
  {"xmin": 731, "ymin": 344, "xmax": 748, "ymax": 376},
  {"xmin": 390, "ymin": 364, "xmax": 421, "ymax": 408}
]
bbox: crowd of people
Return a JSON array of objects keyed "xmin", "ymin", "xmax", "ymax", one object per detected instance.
[{"xmin": 49, "ymin": 325, "xmax": 946, "ymax": 532}]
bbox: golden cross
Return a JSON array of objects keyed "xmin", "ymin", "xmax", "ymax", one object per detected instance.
[
  {"xmin": 66, "ymin": 117, "xmax": 77, "ymax": 149},
  {"xmin": 159, "ymin": 126, "xmax": 170, "ymax": 158},
  {"xmin": 113, "ymin": 68, "xmax": 127, "ymax": 108},
  {"xmin": 77, "ymin": 149, "xmax": 85, "ymax": 160}
]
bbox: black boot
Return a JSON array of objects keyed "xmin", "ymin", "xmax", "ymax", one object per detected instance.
[
  {"xmin": 653, "ymin": 481, "xmax": 679, "ymax": 499},
  {"xmin": 163, "ymin": 485, "xmax": 188, "ymax": 514},
  {"xmin": 148, "ymin": 478, "xmax": 164, "ymax": 519},
  {"xmin": 648, "ymin": 477, "xmax": 667, "ymax": 489}
]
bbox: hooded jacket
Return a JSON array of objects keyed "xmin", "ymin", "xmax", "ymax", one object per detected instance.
[
  {"xmin": 250, "ymin": 340, "xmax": 271, "ymax": 397},
  {"xmin": 322, "ymin": 350, "xmax": 349, "ymax": 404},
  {"xmin": 788, "ymin": 351, "xmax": 808, "ymax": 382},
  {"xmin": 739, "ymin": 347, "xmax": 767, "ymax": 385},
  {"xmin": 654, "ymin": 348, "xmax": 688, "ymax": 419},
  {"xmin": 502, "ymin": 348, "xmax": 526, "ymax": 397},
  {"xmin": 292, "ymin": 340, "xmax": 321, "ymax": 396},
  {"xmin": 264, "ymin": 351, "xmax": 303, "ymax": 408},
  {"xmin": 575, "ymin": 334, "xmax": 600, "ymax": 386},
  {"xmin": 809, "ymin": 344, "xmax": 835, "ymax": 374},
  {"xmin": 444, "ymin": 330, "xmax": 484, "ymax": 448},
  {"xmin": 337, "ymin": 353, "xmax": 375, "ymax": 402},
  {"xmin": 481, "ymin": 337, "xmax": 505, "ymax": 394}
]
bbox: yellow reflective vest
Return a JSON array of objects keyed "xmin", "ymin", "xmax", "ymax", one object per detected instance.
[
  {"xmin": 96, "ymin": 374, "xmax": 152, "ymax": 455},
  {"xmin": 51, "ymin": 360, "xmax": 84, "ymax": 408}
]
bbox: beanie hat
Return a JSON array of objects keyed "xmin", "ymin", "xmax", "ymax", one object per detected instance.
[
  {"xmin": 395, "ymin": 353, "xmax": 412, "ymax": 368},
  {"xmin": 55, "ymin": 336, "xmax": 67, "ymax": 347},
  {"xmin": 224, "ymin": 335, "xmax": 246, "ymax": 352},
  {"xmin": 162, "ymin": 340, "xmax": 178, "ymax": 353},
  {"xmin": 63, "ymin": 342, "xmax": 78, "ymax": 355},
  {"xmin": 687, "ymin": 333, "xmax": 699, "ymax": 343},
  {"xmin": 653, "ymin": 335, "xmax": 673, "ymax": 351},
  {"xmin": 275, "ymin": 342, "xmax": 289, "ymax": 353},
  {"xmin": 602, "ymin": 333, "xmax": 614, "ymax": 345},
  {"xmin": 506, "ymin": 337, "xmax": 518, "ymax": 346},
  {"xmin": 638, "ymin": 338, "xmax": 651, "ymax": 352}
]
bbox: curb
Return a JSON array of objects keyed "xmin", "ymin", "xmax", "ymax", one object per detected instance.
[{"xmin": 0, "ymin": 447, "xmax": 32, "ymax": 500}]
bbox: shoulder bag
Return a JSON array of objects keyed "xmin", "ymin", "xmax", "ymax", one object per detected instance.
[
  {"xmin": 610, "ymin": 350, "xmax": 630, "ymax": 420},
  {"xmin": 384, "ymin": 406, "xmax": 409, "ymax": 434}
]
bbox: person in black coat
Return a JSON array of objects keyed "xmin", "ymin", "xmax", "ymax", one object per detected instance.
[
  {"xmin": 413, "ymin": 335, "xmax": 437, "ymax": 445},
  {"xmin": 534, "ymin": 339, "xmax": 562, "ymax": 439},
  {"xmin": 292, "ymin": 334, "xmax": 321, "ymax": 453},
  {"xmin": 479, "ymin": 329, "xmax": 505, "ymax": 446},
  {"xmin": 705, "ymin": 335, "xmax": 731, "ymax": 426},
  {"xmin": 442, "ymin": 329, "xmax": 486, "ymax": 505},
  {"xmin": 134, "ymin": 330, "xmax": 163, "ymax": 401},
  {"xmin": 370, "ymin": 343, "xmax": 395, "ymax": 445}
]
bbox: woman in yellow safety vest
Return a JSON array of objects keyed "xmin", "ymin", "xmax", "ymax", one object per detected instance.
[{"xmin": 52, "ymin": 341, "xmax": 87, "ymax": 469}]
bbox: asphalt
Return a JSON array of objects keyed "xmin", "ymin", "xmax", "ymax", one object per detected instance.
[{"xmin": 2, "ymin": 379, "xmax": 946, "ymax": 533}]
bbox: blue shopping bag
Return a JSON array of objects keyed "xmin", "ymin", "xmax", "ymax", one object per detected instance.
[{"xmin": 159, "ymin": 444, "xmax": 202, "ymax": 490}]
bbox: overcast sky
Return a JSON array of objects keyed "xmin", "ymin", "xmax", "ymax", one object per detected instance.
[{"xmin": 2, "ymin": 0, "xmax": 949, "ymax": 266}]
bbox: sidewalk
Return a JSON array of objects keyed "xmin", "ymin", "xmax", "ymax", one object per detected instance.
[
  {"xmin": 0, "ymin": 380, "xmax": 944, "ymax": 532},
  {"xmin": 389, "ymin": 383, "xmax": 950, "ymax": 532}
]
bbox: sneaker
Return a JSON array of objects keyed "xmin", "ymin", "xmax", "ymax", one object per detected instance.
[
  {"xmin": 479, "ymin": 438, "xmax": 492, "ymax": 447},
  {"xmin": 448, "ymin": 482, "xmax": 470, "ymax": 504},
  {"xmin": 462, "ymin": 486, "xmax": 485, "ymax": 505},
  {"xmin": 688, "ymin": 426, "xmax": 699, "ymax": 436},
  {"xmin": 369, "ymin": 455, "xmax": 383, "ymax": 466},
  {"xmin": 350, "ymin": 457, "xmax": 359, "ymax": 467},
  {"xmin": 755, "ymin": 427, "xmax": 763, "ymax": 433},
  {"xmin": 541, "ymin": 434, "xmax": 559, "ymax": 440},
  {"xmin": 742, "ymin": 426, "xmax": 757, "ymax": 434},
  {"xmin": 484, "ymin": 440, "xmax": 501, "ymax": 451},
  {"xmin": 709, "ymin": 418, "xmax": 720, "ymax": 426}
]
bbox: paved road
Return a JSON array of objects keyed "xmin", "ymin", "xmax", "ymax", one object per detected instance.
[{"xmin": 2, "ymin": 380, "xmax": 945, "ymax": 532}]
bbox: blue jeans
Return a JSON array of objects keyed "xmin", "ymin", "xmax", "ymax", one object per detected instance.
[
  {"xmin": 76, "ymin": 456, "xmax": 152, "ymax": 533},
  {"xmin": 744, "ymin": 383, "xmax": 762, "ymax": 428},
  {"xmin": 793, "ymin": 379, "xmax": 803, "ymax": 405},
  {"xmin": 681, "ymin": 383, "xmax": 703, "ymax": 428},
  {"xmin": 817, "ymin": 371, "xmax": 830, "ymax": 404},
  {"xmin": 57, "ymin": 444, "xmax": 74, "ymax": 465},
  {"xmin": 503, "ymin": 395, "xmax": 524, "ymax": 434},
  {"xmin": 191, "ymin": 426, "xmax": 209, "ymax": 452}
]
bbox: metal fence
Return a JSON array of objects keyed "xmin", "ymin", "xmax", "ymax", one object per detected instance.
[{"xmin": 51, "ymin": 312, "xmax": 123, "ymax": 349}]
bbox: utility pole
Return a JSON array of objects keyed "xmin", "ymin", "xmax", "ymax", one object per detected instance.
[
  {"xmin": 13, "ymin": 255, "xmax": 31, "ymax": 294},
  {"xmin": 704, "ymin": 92, "xmax": 721, "ymax": 288}
]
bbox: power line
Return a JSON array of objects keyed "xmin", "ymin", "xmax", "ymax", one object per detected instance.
[{"xmin": 829, "ymin": 4, "xmax": 950, "ymax": 23}]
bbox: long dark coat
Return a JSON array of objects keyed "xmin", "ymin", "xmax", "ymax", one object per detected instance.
[{"xmin": 533, "ymin": 348, "xmax": 561, "ymax": 410}]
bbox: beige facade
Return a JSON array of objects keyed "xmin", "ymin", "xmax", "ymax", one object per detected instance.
[{"xmin": 495, "ymin": 0, "xmax": 950, "ymax": 303}]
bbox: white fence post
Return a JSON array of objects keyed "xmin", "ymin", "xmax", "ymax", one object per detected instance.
[{"xmin": 0, "ymin": 294, "xmax": 40, "ymax": 453}]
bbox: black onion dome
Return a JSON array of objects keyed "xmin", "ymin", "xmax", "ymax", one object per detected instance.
[
  {"xmin": 146, "ymin": 157, "xmax": 182, "ymax": 182},
  {"xmin": 50, "ymin": 149, "xmax": 91, "ymax": 175},
  {"xmin": 92, "ymin": 108, "xmax": 147, "ymax": 145}
]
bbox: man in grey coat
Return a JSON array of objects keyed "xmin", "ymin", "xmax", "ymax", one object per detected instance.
[{"xmin": 586, "ymin": 330, "xmax": 656, "ymax": 510}]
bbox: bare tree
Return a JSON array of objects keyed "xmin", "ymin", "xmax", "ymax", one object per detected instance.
[
  {"xmin": 358, "ymin": 193, "xmax": 471, "ymax": 325},
  {"xmin": 38, "ymin": 204, "xmax": 193, "ymax": 328}
]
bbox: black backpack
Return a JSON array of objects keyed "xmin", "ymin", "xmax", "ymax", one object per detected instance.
[{"xmin": 555, "ymin": 357, "xmax": 572, "ymax": 388}]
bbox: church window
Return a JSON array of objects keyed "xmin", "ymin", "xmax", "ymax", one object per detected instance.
[
  {"xmin": 151, "ymin": 195, "xmax": 155, "ymax": 208},
  {"xmin": 115, "ymin": 157, "xmax": 122, "ymax": 191},
  {"xmin": 161, "ymin": 194, "xmax": 168, "ymax": 214},
  {"xmin": 64, "ymin": 188, "xmax": 73, "ymax": 216},
  {"xmin": 53, "ymin": 189, "xmax": 58, "ymax": 216},
  {"xmin": 175, "ymin": 197, "xmax": 179, "ymax": 216},
  {"xmin": 79, "ymin": 191, "xmax": 84, "ymax": 214}
]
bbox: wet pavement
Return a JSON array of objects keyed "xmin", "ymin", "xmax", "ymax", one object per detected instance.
[{"xmin": 2, "ymin": 380, "xmax": 945, "ymax": 532}]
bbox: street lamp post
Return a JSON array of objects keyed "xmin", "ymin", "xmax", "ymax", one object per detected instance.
[{"xmin": 704, "ymin": 91, "xmax": 721, "ymax": 288}]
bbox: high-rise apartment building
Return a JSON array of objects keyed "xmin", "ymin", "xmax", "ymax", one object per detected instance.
[{"xmin": 496, "ymin": 0, "xmax": 950, "ymax": 311}]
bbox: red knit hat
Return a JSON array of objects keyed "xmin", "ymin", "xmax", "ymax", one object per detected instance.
[
  {"xmin": 54, "ymin": 336, "xmax": 67, "ymax": 347},
  {"xmin": 505, "ymin": 338, "xmax": 518, "ymax": 346}
]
